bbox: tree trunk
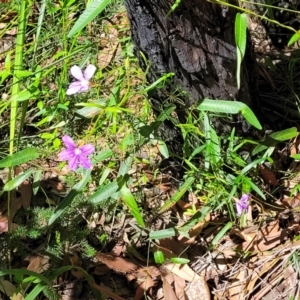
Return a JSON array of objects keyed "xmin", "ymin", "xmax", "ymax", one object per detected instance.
[{"xmin": 125, "ymin": 0, "xmax": 258, "ymax": 150}]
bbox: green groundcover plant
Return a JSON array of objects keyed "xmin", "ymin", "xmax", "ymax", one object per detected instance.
[{"xmin": 0, "ymin": 0, "xmax": 300, "ymax": 298}]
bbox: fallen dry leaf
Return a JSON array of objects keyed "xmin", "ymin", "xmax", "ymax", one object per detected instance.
[
  {"xmin": 0, "ymin": 279, "xmax": 16, "ymax": 297},
  {"xmin": 94, "ymin": 252, "xmax": 139, "ymax": 274},
  {"xmin": 164, "ymin": 263, "xmax": 197, "ymax": 282},
  {"xmin": 185, "ymin": 274, "xmax": 210, "ymax": 300},
  {"xmin": 161, "ymin": 273, "xmax": 178, "ymax": 300},
  {"xmin": 259, "ymin": 164, "xmax": 279, "ymax": 186},
  {"xmin": 27, "ymin": 255, "xmax": 49, "ymax": 273},
  {"xmin": 20, "ymin": 179, "xmax": 32, "ymax": 209}
]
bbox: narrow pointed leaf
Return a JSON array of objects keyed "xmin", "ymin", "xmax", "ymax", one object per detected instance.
[
  {"xmin": 68, "ymin": 0, "xmax": 112, "ymax": 38},
  {"xmin": 0, "ymin": 148, "xmax": 39, "ymax": 168},
  {"xmin": 158, "ymin": 177, "xmax": 194, "ymax": 213},
  {"xmin": 48, "ymin": 169, "xmax": 91, "ymax": 225}
]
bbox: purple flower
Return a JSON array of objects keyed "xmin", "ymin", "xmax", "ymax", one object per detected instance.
[
  {"xmin": 66, "ymin": 64, "xmax": 96, "ymax": 95},
  {"xmin": 236, "ymin": 194, "xmax": 250, "ymax": 216},
  {"xmin": 59, "ymin": 135, "xmax": 95, "ymax": 171}
]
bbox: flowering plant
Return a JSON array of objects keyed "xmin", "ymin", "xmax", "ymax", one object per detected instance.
[
  {"xmin": 66, "ymin": 64, "xmax": 96, "ymax": 95},
  {"xmin": 59, "ymin": 135, "xmax": 95, "ymax": 171}
]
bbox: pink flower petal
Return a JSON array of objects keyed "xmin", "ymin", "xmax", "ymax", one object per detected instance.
[
  {"xmin": 62, "ymin": 135, "xmax": 76, "ymax": 150},
  {"xmin": 79, "ymin": 144, "xmax": 95, "ymax": 155},
  {"xmin": 70, "ymin": 65, "xmax": 84, "ymax": 81},
  {"xmin": 68, "ymin": 155, "xmax": 80, "ymax": 171},
  {"xmin": 66, "ymin": 82, "xmax": 83, "ymax": 95},
  {"xmin": 84, "ymin": 64, "xmax": 96, "ymax": 80},
  {"xmin": 79, "ymin": 156, "xmax": 92, "ymax": 169},
  {"xmin": 59, "ymin": 149, "xmax": 74, "ymax": 160}
]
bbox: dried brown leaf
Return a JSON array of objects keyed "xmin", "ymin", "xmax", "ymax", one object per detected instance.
[
  {"xmin": 259, "ymin": 165, "xmax": 279, "ymax": 186},
  {"xmin": 0, "ymin": 279, "xmax": 16, "ymax": 297},
  {"xmin": 185, "ymin": 275, "xmax": 210, "ymax": 300},
  {"xmin": 20, "ymin": 179, "xmax": 32, "ymax": 209},
  {"xmin": 164, "ymin": 263, "xmax": 197, "ymax": 282},
  {"xmin": 162, "ymin": 273, "xmax": 178, "ymax": 300},
  {"xmin": 27, "ymin": 255, "xmax": 49, "ymax": 273},
  {"xmin": 94, "ymin": 252, "xmax": 139, "ymax": 274}
]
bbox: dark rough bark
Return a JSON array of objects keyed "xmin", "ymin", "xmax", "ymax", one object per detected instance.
[
  {"xmin": 125, "ymin": 0, "xmax": 256, "ymax": 105},
  {"xmin": 125, "ymin": 0, "xmax": 258, "ymax": 152}
]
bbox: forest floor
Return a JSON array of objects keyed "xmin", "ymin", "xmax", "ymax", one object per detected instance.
[{"xmin": 1, "ymin": 1, "xmax": 300, "ymax": 300}]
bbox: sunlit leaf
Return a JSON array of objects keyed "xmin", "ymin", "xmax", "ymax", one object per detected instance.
[
  {"xmin": 0, "ymin": 148, "xmax": 39, "ymax": 168},
  {"xmin": 68, "ymin": 0, "xmax": 112, "ymax": 38},
  {"xmin": 121, "ymin": 185, "xmax": 145, "ymax": 227}
]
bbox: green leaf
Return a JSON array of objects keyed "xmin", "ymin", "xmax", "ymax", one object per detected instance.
[
  {"xmin": 48, "ymin": 169, "xmax": 91, "ymax": 225},
  {"xmin": 235, "ymin": 13, "xmax": 247, "ymax": 57},
  {"xmin": 154, "ymin": 251, "xmax": 165, "ymax": 264},
  {"xmin": 179, "ymin": 206, "xmax": 211, "ymax": 232},
  {"xmin": 211, "ymin": 222, "xmax": 233, "ymax": 246},
  {"xmin": 0, "ymin": 148, "xmax": 39, "ymax": 168},
  {"xmin": 121, "ymin": 185, "xmax": 145, "ymax": 228},
  {"xmin": 88, "ymin": 181, "xmax": 120, "ymax": 204},
  {"xmin": 288, "ymin": 31, "xmax": 300, "ymax": 47},
  {"xmin": 149, "ymin": 228, "xmax": 177, "ymax": 240},
  {"xmin": 158, "ymin": 177, "xmax": 195, "ymax": 214},
  {"xmin": 67, "ymin": 0, "xmax": 112, "ymax": 38},
  {"xmin": 169, "ymin": 257, "xmax": 190, "ymax": 264},
  {"xmin": 4, "ymin": 169, "xmax": 34, "ymax": 191},
  {"xmin": 291, "ymin": 154, "xmax": 300, "ymax": 160},
  {"xmin": 198, "ymin": 99, "xmax": 262, "ymax": 130},
  {"xmin": 0, "ymin": 269, "xmax": 51, "ymax": 286},
  {"xmin": 156, "ymin": 140, "xmax": 169, "ymax": 158},
  {"xmin": 93, "ymin": 149, "xmax": 113, "ymax": 163},
  {"xmin": 270, "ymin": 127, "xmax": 298, "ymax": 141},
  {"xmin": 235, "ymin": 13, "xmax": 247, "ymax": 90},
  {"xmin": 32, "ymin": 169, "xmax": 42, "ymax": 195}
]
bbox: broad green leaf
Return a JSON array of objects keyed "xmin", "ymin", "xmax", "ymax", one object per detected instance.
[
  {"xmin": 48, "ymin": 169, "xmax": 91, "ymax": 225},
  {"xmin": 288, "ymin": 31, "xmax": 300, "ymax": 47},
  {"xmin": 270, "ymin": 127, "xmax": 298, "ymax": 141},
  {"xmin": 198, "ymin": 99, "xmax": 262, "ymax": 130},
  {"xmin": 121, "ymin": 185, "xmax": 145, "ymax": 228},
  {"xmin": 118, "ymin": 155, "xmax": 134, "ymax": 176},
  {"xmin": 67, "ymin": 0, "xmax": 112, "ymax": 38},
  {"xmin": 156, "ymin": 140, "xmax": 169, "ymax": 158},
  {"xmin": 154, "ymin": 251, "xmax": 165, "ymax": 264},
  {"xmin": 11, "ymin": 89, "xmax": 33, "ymax": 102},
  {"xmin": 169, "ymin": 257, "xmax": 190, "ymax": 264},
  {"xmin": 88, "ymin": 181, "xmax": 120, "ymax": 204},
  {"xmin": 158, "ymin": 177, "xmax": 195, "ymax": 214},
  {"xmin": 211, "ymin": 222, "xmax": 233, "ymax": 246},
  {"xmin": 291, "ymin": 154, "xmax": 300, "ymax": 160},
  {"xmin": 253, "ymin": 127, "xmax": 298, "ymax": 155},
  {"xmin": 240, "ymin": 107, "xmax": 262, "ymax": 130},
  {"xmin": 4, "ymin": 169, "xmax": 34, "ymax": 191},
  {"xmin": 93, "ymin": 149, "xmax": 113, "ymax": 163},
  {"xmin": 0, "ymin": 148, "xmax": 39, "ymax": 168},
  {"xmin": 149, "ymin": 228, "xmax": 177, "ymax": 240}
]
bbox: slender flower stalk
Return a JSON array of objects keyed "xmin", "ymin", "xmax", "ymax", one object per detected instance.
[
  {"xmin": 59, "ymin": 135, "xmax": 94, "ymax": 171},
  {"xmin": 236, "ymin": 194, "xmax": 250, "ymax": 216},
  {"xmin": 66, "ymin": 64, "xmax": 96, "ymax": 95}
]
